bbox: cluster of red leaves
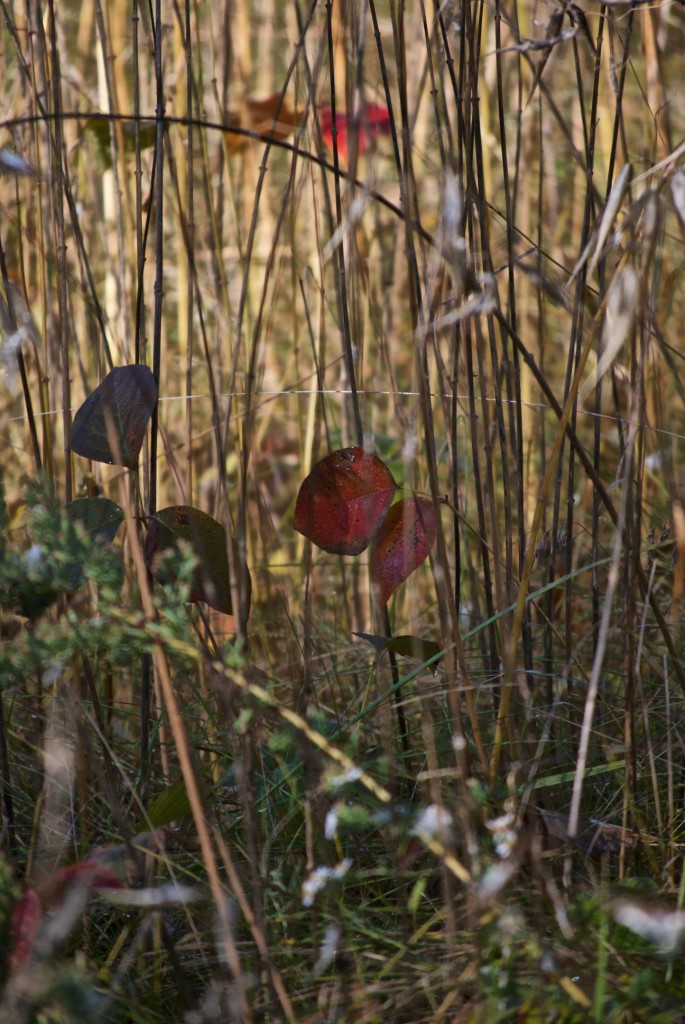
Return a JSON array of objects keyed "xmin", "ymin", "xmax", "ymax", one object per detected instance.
[
  {"xmin": 222, "ymin": 94, "xmax": 391, "ymax": 163},
  {"xmin": 319, "ymin": 103, "xmax": 391, "ymax": 162},
  {"xmin": 294, "ymin": 447, "xmax": 436, "ymax": 604}
]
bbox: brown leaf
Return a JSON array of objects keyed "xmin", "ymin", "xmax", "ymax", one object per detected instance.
[
  {"xmin": 69, "ymin": 364, "xmax": 158, "ymax": 468},
  {"xmin": 225, "ymin": 93, "xmax": 301, "ymax": 155},
  {"xmin": 533, "ymin": 806, "xmax": 635, "ymax": 858}
]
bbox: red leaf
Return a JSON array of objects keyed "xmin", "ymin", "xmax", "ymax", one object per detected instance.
[
  {"xmin": 319, "ymin": 103, "xmax": 391, "ymax": 162},
  {"xmin": 52, "ymin": 861, "xmax": 124, "ymax": 890},
  {"xmin": 294, "ymin": 448, "xmax": 396, "ymax": 555},
  {"xmin": 9, "ymin": 888, "xmax": 42, "ymax": 972},
  {"xmin": 370, "ymin": 497, "xmax": 437, "ymax": 604}
]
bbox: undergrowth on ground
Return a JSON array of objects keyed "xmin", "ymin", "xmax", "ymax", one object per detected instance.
[{"xmin": 1, "ymin": 0, "xmax": 685, "ymax": 1021}]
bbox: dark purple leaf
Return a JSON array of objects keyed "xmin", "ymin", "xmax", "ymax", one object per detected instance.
[{"xmin": 69, "ymin": 365, "xmax": 157, "ymax": 468}]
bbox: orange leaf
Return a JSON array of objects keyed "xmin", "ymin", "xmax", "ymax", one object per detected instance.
[{"xmin": 225, "ymin": 93, "xmax": 301, "ymax": 155}]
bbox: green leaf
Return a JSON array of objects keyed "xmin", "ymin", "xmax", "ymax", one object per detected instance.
[
  {"xmin": 385, "ymin": 635, "xmax": 442, "ymax": 669},
  {"xmin": 84, "ymin": 118, "xmax": 157, "ymax": 168},
  {"xmin": 147, "ymin": 780, "xmax": 192, "ymax": 828},
  {"xmin": 144, "ymin": 505, "xmax": 250, "ymax": 617},
  {"xmin": 63, "ymin": 497, "xmax": 124, "ymax": 590},
  {"xmin": 353, "ymin": 632, "xmax": 442, "ymax": 673},
  {"xmin": 12, "ymin": 575, "xmax": 59, "ymax": 620},
  {"xmin": 66, "ymin": 497, "xmax": 124, "ymax": 545}
]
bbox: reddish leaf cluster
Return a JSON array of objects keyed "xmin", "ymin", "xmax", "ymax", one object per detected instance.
[
  {"xmin": 8, "ymin": 889, "xmax": 41, "ymax": 972},
  {"xmin": 319, "ymin": 103, "xmax": 391, "ymax": 162},
  {"xmin": 8, "ymin": 832, "xmax": 170, "ymax": 973},
  {"xmin": 294, "ymin": 448, "xmax": 437, "ymax": 603}
]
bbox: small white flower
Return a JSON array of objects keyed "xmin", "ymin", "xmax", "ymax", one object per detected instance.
[
  {"xmin": 324, "ymin": 805, "xmax": 339, "ymax": 841},
  {"xmin": 302, "ymin": 867, "xmax": 334, "ymax": 907},
  {"xmin": 327, "ymin": 766, "xmax": 362, "ymax": 790},
  {"xmin": 25, "ymin": 543, "xmax": 44, "ymax": 569},
  {"xmin": 43, "ymin": 662, "xmax": 64, "ymax": 687},
  {"xmin": 477, "ymin": 860, "xmax": 517, "ymax": 901},
  {"xmin": 104, "ymin": 883, "xmax": 200, "ymax": 908},
  {"xmin": 301, "ymin": 859, "xmax": 352, "ymax": 907},
  {"xmin": 612, "ymin": 900, "xmax": 685, "ymax": 955},
  {"xmin": 3, "ymin": 327, "xmax": 29, "ymax": 353},
  {"xmin": 486, "ymin": 811, "xmax": 517, "ymax": 858},
  {"xmin": 312, "ymin": 923, "xmax": 342, "ymax": 977},
  {"xmin": 412, "ymin": 804, "xmax": 453, "ymax": 841},
  {"xmin": 402, "ymin": 433, "xmax": 418, "ymax": 461},
  {"xmin": 0, "ymin": 148, "xmax": 37, "ymax": 177}
]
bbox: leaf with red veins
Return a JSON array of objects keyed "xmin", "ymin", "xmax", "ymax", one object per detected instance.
[
  {"xmin": 370, "ymin": 497, "xmax": 437, "ymax": 604},
  {"xmin": 294, "ymin": 448, "xmax": 397, "ymax": 555}
]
